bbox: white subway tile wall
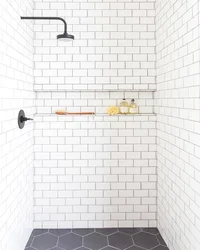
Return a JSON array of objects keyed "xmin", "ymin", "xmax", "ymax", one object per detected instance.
[
  {"xmin": 34, "ymin": 115, "xmax": 157, "ymax": 228},
  {"xmin": 0, "ymin": 1, "xmax": 35, "ymax": 250},
  {"xmin": 156, "ymin": 0, "xmax": 200, "ymax": 249},
  {"xmin": 33, "ymin": 0, "xmax": 156, "ymax": 91},
  {"xmin": 33, "ymin": 0, "xmax": 157, "ymax": 228}
]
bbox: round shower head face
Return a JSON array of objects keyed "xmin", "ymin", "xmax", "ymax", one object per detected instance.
[{"xmin": 57, "ymin": 33, "xmax": 74, "ymax": 42}]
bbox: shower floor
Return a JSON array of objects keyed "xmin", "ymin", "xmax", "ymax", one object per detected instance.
[{"xmin": 25, "ymin": 228, "xmax": 169, "ymax": 250}]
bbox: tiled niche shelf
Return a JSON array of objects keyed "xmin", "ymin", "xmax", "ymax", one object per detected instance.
[
  {"xmin": 35, "ymin": 89, "xmax": 155, "ymax": 116},
  {"xmin": 34, "ymin": 89, "xmax": 156, "ymax": 92}
]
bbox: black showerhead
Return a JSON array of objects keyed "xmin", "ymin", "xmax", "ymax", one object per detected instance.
[
  {"xmin": 21, "ymin": 16, "xmax": 75, "ymax": 42},
  {"xmin": 57, "ymin": 32, "xmax": 75, "ymax": 42}
]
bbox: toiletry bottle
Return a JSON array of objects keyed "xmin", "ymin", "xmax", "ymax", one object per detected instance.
[
  {"xmin": 120, "ymin": 98, "xmax": 129, "ymax": 114},
  {"xmin": 129, "ymin": 99, "xmax": 138, "ymax": 114}
]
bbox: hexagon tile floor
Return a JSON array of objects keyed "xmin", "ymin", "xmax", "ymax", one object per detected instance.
[{"xmin": 25, "ymin": 228, "xmax": 169, "ymax": 250}]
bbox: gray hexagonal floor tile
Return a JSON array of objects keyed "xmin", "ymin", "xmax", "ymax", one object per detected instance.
[
  {"xmin": 133, "ymin": 232, "xmax": 159, "ymax": 250},
  {"xmin": 141, "ymin": 228, "xmax": 159, "ymax": 235},
  {"xmin": 156, "ymin": 234, "xmax": 167, "ymax": 246},
  {"xmin": 72, "ymin": 229, "xmax": 94, "ymax": 236},
  {"xmin": 119, "ymin": 228, "xmax": 141, "ymax": 235},
  {"xmin": 50, "ymin": 247, "xmax": 65, "ymax": 250},
  {"xmin": 84, "ymin": 233, "xmax": 107, "ymax": 250},
  {"xmin": 32, "ymin": 233, "xmax": 58, "ymax": 250},
  {"xmin": 76, "ymin": 248, "xmax": 91, "ymax": 250},
  {"xmin": 126, "ymin": 246, "xmax": 146, "ymax": 250},
  {"xmin": 108, "ymin": 232, "xmax": 133, "ymax": 250},
  {"xmin": 58, "ymin": 233, "xmax": 82, "ymax": 250},
  {"xmin": 96, "ymin": 228, "xmax": 118, "ymax": 235},
  {"xmin": 152, "ymin": 246, "xmax": 168, "ymax": 250},
  {"xmin": 101, "ymin": 247, "xmax": 118, "ymax": 250},
  {"xmin": 32, "ymin": 229, "xmax": 48, "ymax": 236},
  {"xmin": 49, "ymin": 229, "xmax": 71, "ymax": 236},
  {"xmin": 25, "ymin": 228, "xmax": 169, "ymax": 250}
]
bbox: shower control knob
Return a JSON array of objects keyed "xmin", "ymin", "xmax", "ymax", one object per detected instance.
[
  {"xmin": 20, "ymin": 116, "xmax": 33, "ymax": 122},
  {"xmin": 18, "ymin": 110, "xmax": 33, "ymax": 129}
]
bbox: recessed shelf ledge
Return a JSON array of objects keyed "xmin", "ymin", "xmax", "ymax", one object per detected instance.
[
  {"xmin": 35, "ymin": 113, "xmax": 156, "ymax": 117},
  {"xmin": 34, "ymin": 89, "xmax": 156, "ymax": 92}
]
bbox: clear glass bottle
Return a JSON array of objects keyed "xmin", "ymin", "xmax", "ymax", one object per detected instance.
[
  {"xmin": 120, "ymin": 98, "xmax": 129, "ymax": 114},
  {"xmin": 129, "ymin": 99, "xmax": 138, "ymax": 114}
]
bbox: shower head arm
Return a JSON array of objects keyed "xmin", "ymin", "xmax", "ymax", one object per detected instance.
[{"xmin": 21, "ymin": 16, "xmax": 67, "ymax": 34}]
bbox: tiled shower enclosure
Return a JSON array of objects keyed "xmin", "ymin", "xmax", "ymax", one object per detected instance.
[{"xmin": 0, "ymin": 0, "xmax": 200, "ymax": 250}]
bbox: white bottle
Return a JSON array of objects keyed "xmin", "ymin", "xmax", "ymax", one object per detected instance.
[
  {"xmin": 129, "ymin": 99, "xmax": 138, "ymax": 114},
  {"xmin": 120, "ymin": 98, "xmax": 129, "ymax": 114}
]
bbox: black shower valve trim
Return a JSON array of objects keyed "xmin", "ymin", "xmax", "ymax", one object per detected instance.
[{"xmin": 18, "ymin": 110, "xmax": 33, "ymax": 129}]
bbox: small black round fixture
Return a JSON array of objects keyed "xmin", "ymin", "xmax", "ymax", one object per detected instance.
[{"xmin": 18, "ymin": 110, "xmax": 33, "ymax": 129}]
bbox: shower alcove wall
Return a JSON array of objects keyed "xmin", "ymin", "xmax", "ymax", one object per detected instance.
[
  {"xmin": 34, "ymin": 102, "xmax": 156, "ymax": 228},
  {"xmin": 33, "ymin": 0, "xmax": 156, "ymax": 228}
]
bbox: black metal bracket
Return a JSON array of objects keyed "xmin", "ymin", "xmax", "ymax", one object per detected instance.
[{"xmin": 18, "ymin": 110, "xmax": 33, "ymax": 129}]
